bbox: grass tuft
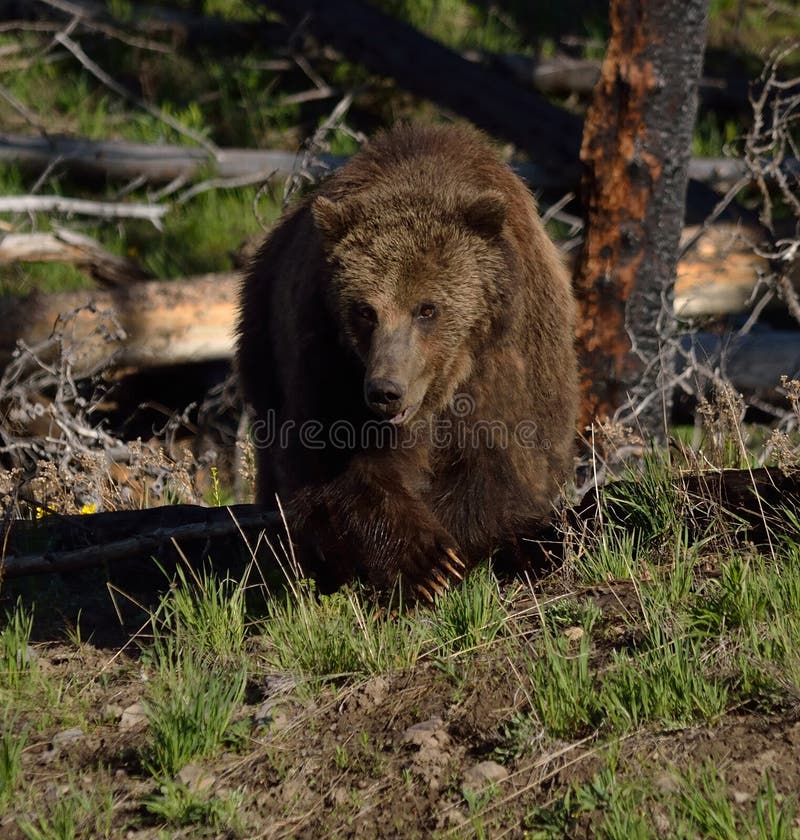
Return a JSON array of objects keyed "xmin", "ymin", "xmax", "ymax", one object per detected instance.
[{"xmin": 0, "ymin": 599, "xmax": 35, "ymax": 690}]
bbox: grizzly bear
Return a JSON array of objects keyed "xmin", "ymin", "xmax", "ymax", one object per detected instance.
[{"xmin": 237, "ymin": 123, "xmax": 578, "ymax": 599}]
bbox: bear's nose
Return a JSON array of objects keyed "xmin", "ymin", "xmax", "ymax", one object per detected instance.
[{"xmin": 365, "ymin": 378, "xmax": 406, "ymax": 414}]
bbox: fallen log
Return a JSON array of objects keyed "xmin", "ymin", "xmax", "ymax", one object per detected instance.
[
  {"xmin": 0, "ymin": 229, "xmax": 150, "ymax": 285},
  {"xmin": 0, "ymin": 132, "xmax": 341, "ymax": 187},
  {"xmin": 2, "ymin": 468, "xmax": 797, "ymax": 580},
  {"xmin": 259, "ymin": 0, "xmax": 583, "ymax": 180},
  {"xmin": 678, "ymin": 332, "xmax": 800, "ymax": 392},
  {"xmin": 0, "ymin": 503, "xmax": 281, "ymax": 579},
  {"xmin": 0, "ymin": 272, "xmax": 238, "ymax": 371}
]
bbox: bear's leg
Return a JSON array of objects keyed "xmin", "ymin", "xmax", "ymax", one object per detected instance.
[{"xmin": 288, "ymin": 456, "xmax": 466, "ymax": 601}]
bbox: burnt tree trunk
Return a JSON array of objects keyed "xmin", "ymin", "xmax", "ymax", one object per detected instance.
[{"xmin": 574, "ymin": 0, "xmax": 709, "ymax": 434}]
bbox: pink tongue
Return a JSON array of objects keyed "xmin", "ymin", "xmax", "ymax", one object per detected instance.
[{"xmin": 389, "ymin": 407, "xmax": 408, "ymax": 425}]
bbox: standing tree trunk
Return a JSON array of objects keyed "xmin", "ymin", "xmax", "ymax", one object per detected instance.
[{"xmin": 574, "ymin": 0, "xmax": 709, "ymax": 435}]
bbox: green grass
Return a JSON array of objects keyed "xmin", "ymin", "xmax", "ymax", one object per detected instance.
[
  {"xmin": 525, "ymin": 630, "xmax": 597, "ymax": 739},
  {"xmin": 526, "ymin": 759, "xmax": 798, "ymax": 840},
  {"xmin": 426, "ymin": 563, "xmax": 506, "ymax": 656},
  {"xmin": 151, "ymin": 563, "xmax": 248, "ymax": 665},
  {"xmin": 142, "ymin": 567, "xmax": 250, "ymax": 777},
  {"xmin": 17, "ymin": 777, "xmax": 115, "ymax": 840},
  {"xmin": 144, "ymin": 779, "xmax": 246, "ymax": 834},
  {"xmin": 0, "ymin": 172, "xmax": 278, "ymax": 296},
  {"xmin": 2, "ymin": 449, "xmax": 800, "ymax": 835},
  {"xmin": 0, "ymin": 599, "xmax": 35, "ymax": 691},
  {"xmin": 0, "ymin": 718, "xmax": 26, "ymax": 811},
  {"xmin": 259, "ymin": 578, "xmax": 424, "ymax": 684}
]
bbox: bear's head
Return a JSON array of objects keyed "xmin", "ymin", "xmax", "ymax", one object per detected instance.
[{"xmin": 311, "ymin": 189, "xmax": 511, "ymax": 424}]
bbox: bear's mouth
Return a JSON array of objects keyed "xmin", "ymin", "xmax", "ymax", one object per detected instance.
[{"xmin": 387, "ymin": 403, "xmax": 420, "ymax": 425}]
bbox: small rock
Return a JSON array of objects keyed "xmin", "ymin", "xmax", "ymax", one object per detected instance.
[
  {"xmin": 119, "ymin": 701, "xmax": 147, "ymax": 732},
  {"xmin": 253, "ymin": 703, "xmax": 289, "ymax": 732},
  {"xmin": 462, "ymin": 760, "xmax": 508, "ymax": 792},
  {"xmin": 50, "ymin": 650, "xmax": 74, "ymax": 665},
  {"xmin": 654, "ymin": 771, "xmax": 680, "ymax": 794},
  {"xmin": 325, "ymin": 785, "xmax": 349, "ymax": 808},
  {"xmin": 402, "ymin": 716, "xmax": 449, "ymax": 750},
  {"xmin": 51, "ymin": 727, "xmax": 84, "ymax": 752},
  {"xmin": 357, "ymin": 676, "xmax": 388, "ymax": 709},
  {"xmin": 732, "ymin": 789, "xmax": 751, "ymax": 805},
  {"xmin": 786, "ymin": 723, "xmax": 800, "ymax": 746},
  {"xmin": 177, "ymin": 762, "xmax": 215, "ymax": 794}
]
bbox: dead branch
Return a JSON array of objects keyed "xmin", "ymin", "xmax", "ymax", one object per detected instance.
[
  {"xmin": 0, "ymin": 132, "xmax": 774, "ymax": 200},
  {"xmin": 257, "ymin": 0, "xmax": 583, "ymax": 179},
  {"xmin": 0, "ymin": 195, "xmax": 168, "ymax": 225},
  {"xmin": 0, "ymin": 305, "xmax": 127, "ymax": 473}
]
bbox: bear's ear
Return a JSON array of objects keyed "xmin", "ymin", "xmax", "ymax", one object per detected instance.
[
  {"xmin": 462, "ymin": 191, "xmax": 507, "ymax": 239},
  {"xmin": 311, "ymin": 196, "xmax": 349, "ymax": 245}
]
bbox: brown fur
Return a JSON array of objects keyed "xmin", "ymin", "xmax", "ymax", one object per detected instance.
[{"xmin": 237, "ymin": 123, "xmax": 578, "ymax": 592}]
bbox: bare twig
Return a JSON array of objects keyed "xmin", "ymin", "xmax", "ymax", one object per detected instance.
[
  {"xmin": 175, "ymin": 167, "xmax": 280, "ymax": 206},
  {"xmin": 0, "ymin": 83, "xmax": 46, "ymax": 131}
]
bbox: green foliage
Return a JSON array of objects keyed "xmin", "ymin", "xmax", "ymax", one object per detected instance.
[
  {"xmin": 601, "ymin": 451, "xmax": 681, "ymax": 550},
  {"xmin": 145, "ymin": 778, "xmax": 245, "ymax": 833},
  {"xmin": 669, "ymin": 765, "xmax": 796, "ymax": 840},
  {"xmin": 693, "ymin": 112, "xmax": 741, "ymax": 156},
  {"xmin": 694, "ymin": 554, "xmax": 771, "ymax": 633},
  {"xmin": 599, "ymin": 633, "xmax": 729, "ymax": 732},
  {"xmin": 570, "ymin": 525, "xmax": 639, "ymax": 584},
  {"xmin": 525, "ymin": 631, "xmax": 598, "ymax": 739},
  {"xmin": 143, "ymin": 568, "xmax": 249, "ymax": 777},
  {"xmin": 543, "ymin": 598, "xmax": 602, "ymax": 635},
  {"xmin": 427, "ymin": 565, "xmax": 506, "ymax": 656},
  {"xmin": 0, "ymin": 719, "xmax": 26, "ymax": 810},
  {"xmin": 0, "ymin": 599, "xmax": 35, "ymax": 690},
  {"xmin": 18, "ymin": 780, "xmax": 115, "ymax": 840},
  {"xmin": 527, "ymin": 760, "xmax": 797, "ymax": 840},
  {"xmin": 151, "ymin": 564, "xmax": 248, "ymax": 666},
  {"xmin": 144, "ymin": 643, "xmax": 247, "ymax": 778},
  {"xmin": 373, "ymin": 0, "xmax": 526, "ymax": 53},
  {"xmin": 124, "ymin": 186, "xmax": 275, "ymax": 280},
  {"xmin": 259, "ymin": 580, "xmax": 423, "ymax": 683}
]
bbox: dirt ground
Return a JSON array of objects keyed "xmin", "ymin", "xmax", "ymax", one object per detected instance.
[{"xmin": 3, "ymin": 565, "xmax": 800, "ymax": 840}]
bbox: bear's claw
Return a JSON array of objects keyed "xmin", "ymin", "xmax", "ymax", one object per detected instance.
[
  {"xmin": 446, "ymin": 548, "xmax": 465, "ymax": 569},
  {"xmin": 431, "ymin": 569, "xmax": 450, "ymax": 589},
  {"xmin": 415, "ymin": 583, "xmax": 435, "ymax": 604},
  {"xmin": 442, "ymin": 556, "xmax": 464, "ymax": 581}
]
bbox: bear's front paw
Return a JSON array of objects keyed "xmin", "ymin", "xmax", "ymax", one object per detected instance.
[{"xmin": 396, "ymin": 528, "xmax": 467, "ymax": 604}]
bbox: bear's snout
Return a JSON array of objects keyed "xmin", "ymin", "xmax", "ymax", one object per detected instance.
[{"xmin": 365, "ymin": 377, "xmax": 407, "ymax": 417}]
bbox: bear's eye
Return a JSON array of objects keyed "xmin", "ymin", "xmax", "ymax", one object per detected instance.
[
  {"xmin": 355, "ymin": 303, "xmax": 377, "ymax": 325},
  {"xmin": 417, "ymin": 302, "xmax": 437, "ymax": 320}
]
